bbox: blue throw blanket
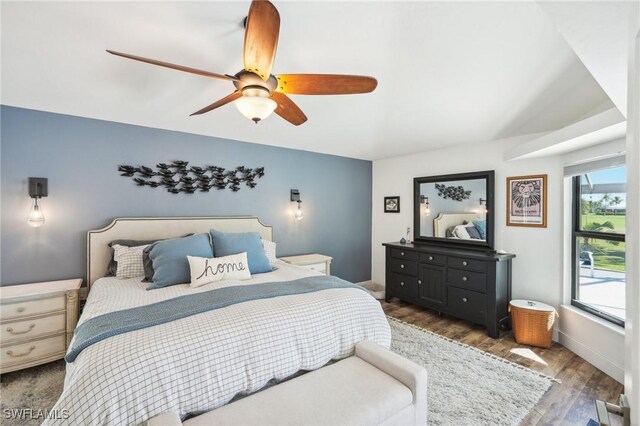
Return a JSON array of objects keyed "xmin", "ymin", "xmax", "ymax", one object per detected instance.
[{"xmin": 66, "ymin": 275, "xmax": 365, "ymax": 362}]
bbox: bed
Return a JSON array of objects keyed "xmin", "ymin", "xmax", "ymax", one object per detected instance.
[
  {"xmin": 433, "ymin": 212, "xmax": 484, "ymax": 239},
  {"xmin": 45, "ymin": 217, "xmax": 390, "ymax": 425}
]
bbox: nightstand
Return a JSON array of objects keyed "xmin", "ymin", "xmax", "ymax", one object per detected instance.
[
  {"xmin": 280, "ymin": 254, "xmax": 332, "ymax": 275},
  {"xmin": 0, "ymin": 278, "xmax": 82, "ymax": 374}
]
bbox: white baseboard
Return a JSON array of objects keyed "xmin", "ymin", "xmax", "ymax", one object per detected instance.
[{"xmin": 557, "ymin": 329, "xmax": 624, "ymax": 383}]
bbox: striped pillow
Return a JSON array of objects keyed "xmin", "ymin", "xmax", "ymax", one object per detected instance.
[{"xmin": 112, "ymin": 244, "xmax": 148, "ymax": 279}]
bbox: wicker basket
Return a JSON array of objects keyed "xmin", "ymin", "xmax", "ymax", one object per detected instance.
[{"xmin": 509, "ymin": 300, "xmax": 558, "ymax": 349}]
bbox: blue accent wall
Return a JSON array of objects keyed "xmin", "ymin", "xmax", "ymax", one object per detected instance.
[{"xmin": 1, "ymin": 106, "xmax": 372, "ymax": 286}]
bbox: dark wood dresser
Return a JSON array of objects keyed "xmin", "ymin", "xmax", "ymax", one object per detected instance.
[{"xmin": 383, "ymin": 242, "xmax": 515, "ymax": 338}]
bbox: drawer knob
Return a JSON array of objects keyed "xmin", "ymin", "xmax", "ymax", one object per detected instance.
[
  {"xmin": 462, "ymin": 276, "xmax": 468, "ymax": 281},
  {"xmin": 417, "ymin": 280, "xmax": 422, "ymax": 285},
  {"xmin": 462, "ymin": 297, "xmax": 468, "ymax": 303},
  {"xmin": 400, "ymin": 282, "xmax": 405, "ymax": 286},
  {"xmin": 6, "ymin": 345, "xmax": 36, "ymax": 358},
  {"xmin": 16, "ymin": 307, "xmax": 25, "ymax": 313},
  {"xmin": 400, "ymin": 264, "xmax": 405, "ymax": 269},
  {"xmin": 401, "ymin": 252, "xmax": 405, "ymax": 256},
  {"xmin": 462, "ymin": 261, "xmax": 468, "ymax": 266},
  {"xmin": 6, "ymin": 324, "xmax": 36, "ymax": 335},
  {"xmin": 428, "ymin": 256, "xmax": 434, "ymax": 261}
]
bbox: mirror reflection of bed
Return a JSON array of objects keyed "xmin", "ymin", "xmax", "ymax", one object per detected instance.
[{"xmin": 433, "ymin": 212, "xmax": 486, "ymax": 241}]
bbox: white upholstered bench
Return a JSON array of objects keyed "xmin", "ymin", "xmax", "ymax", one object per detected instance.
[{"xmin": 148, "ymin": 341, "xmax": 427, "ymax": 426}]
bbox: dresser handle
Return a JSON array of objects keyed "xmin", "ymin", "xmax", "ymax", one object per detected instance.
[
  {"xmin": 401, "ymin": 252, "xmax": 405, "ymax": 256},
  {"xmin": 462, "ymin": 261, "xmax": 468, "ymax": 266},
  {"xmin": 462, "ymin": 276, "xmax": 468, "ymax": 281},
  {"xmin": 400, "ymin": 282, "xmax": 405, "ymax": 286},
  {"xmin": 6, "ymin": 324, "xmax": 36, "ymax": 335},
  {"xmin": 417, "ymin": 280, "xmax": 422, "ymax": 285},
  {"xmin": 462, "ymin": 297, "xmax": 468, "ymax": 303},
  {"xmin": 400, "ymin": 264, "xmax": 405, "ymax": 269},
  {"xmin": 6, "ymin": 346, "xmax": 36, "ymax": 358},
  {"xmin": 428, "ymin": 256, "xmax": 434, "ymax": 261},
  {"xmin": 16, "ymin": 307, "xmax": 26, "ymax": 313}
]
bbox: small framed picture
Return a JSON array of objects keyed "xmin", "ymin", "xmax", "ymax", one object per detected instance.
[
  {"xmin": 506, "ymin": 174, "xmax": 547, "ymax": 227},
  {"xmin": 384, "ymin": 196, "xmax": 400, "ymax": 213}
]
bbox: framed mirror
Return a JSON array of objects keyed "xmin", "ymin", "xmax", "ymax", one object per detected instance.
[{"xmin": 413, "ymin": 170, "xmax": 495, "ymax": 250}]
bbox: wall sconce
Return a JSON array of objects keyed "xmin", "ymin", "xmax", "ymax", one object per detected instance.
[
  {"xmin": 479, "ymin": 198, "xmax": 488, "ymax": 214},
  {"xmin": 27, "ymin": 177, "xmax": 48, "ymax": 227},
  {"xmin": 291, "ymin": 189, "xmax": 303, "ymax": 220},
  {"xmin": 420, "ymin": 195, "xmax": 431, "ymax": 217}
]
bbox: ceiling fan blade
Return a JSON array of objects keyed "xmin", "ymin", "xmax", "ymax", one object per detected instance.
[
  {"xmin": 275, "ymin": 74, "xmax": 377, "ymax": 95},
  {"xmin": 106, "ymin": 50, "xmax": 235, "ymax": 81},
  {"xmin": 271, "ymin": 92, "xmax": 307, "ymax": 126},
  {"xmin": 243, "ymin": 1, "xmax": 280, "ymax": 81},
  {"xmin": 190, "ymin": 91, "xmax": 242, "ymax": 116}
]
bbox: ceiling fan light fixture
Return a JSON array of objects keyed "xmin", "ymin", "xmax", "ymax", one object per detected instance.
[{"xmin": 235, "ymin": 95, "xmax": 277, "ymax": 123}]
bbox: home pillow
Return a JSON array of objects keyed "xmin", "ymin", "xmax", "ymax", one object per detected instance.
[
  {"xmin": 465, "ymin": 224, "xmax": 482, "ymax": 240},
  {"xmin": 188, "ymin": 253, "xmax": 251, "ymax": 288},
  {"xmin": 473, "ymin": 220, "xmax": 487, "ymax": 240},
  {"xmin": 145, "ymin": 234, "xmax": 214, "ymax": 290},
  {"xmin": 262, "ymin": 240, "xmax": 277, "ymax": 264},
  {"xmin": 452, "ymin": 225, "xmax": 471, "ymax": 239},
  {"xmin": 112, "ymin": 244, "xmax": 148, "ymax": 279},
  {"xmin": 210, "ymin": 230, "xmax": 272, "ymax": 274},
  {"xmin": 106, "ymin": 238, "xmax": 164, "ymax": 277}
]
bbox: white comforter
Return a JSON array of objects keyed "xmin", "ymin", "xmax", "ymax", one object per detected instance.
[{"xmin": 46, "ymin": 261, "xmax": 391, "ymax": 425}]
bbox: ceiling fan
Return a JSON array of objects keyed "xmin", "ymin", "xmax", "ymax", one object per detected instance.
[{"xmin": 107, "ymin": 0, "xmax": 377, "ymax": 126}]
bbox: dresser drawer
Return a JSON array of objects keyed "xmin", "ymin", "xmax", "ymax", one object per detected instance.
[
  {"xmin": 1, "ymin": 295, "xmax": 66, "ymax": 320},
  {"xmin": 448, "ymin": 286, "xmax": 487, "ymax": 323},
  {"xmin": 419, "ymin": 252, "xmax": 446, "ymax": 265},
  {"xmin": 447, "ymin": 257, "xmax": 487, "ymax": 273},
  {"xmin": 387, "ymin": 273, "xmax": 418, "ymax": 300},
  {"xmin": 389, "ymin": 258, "xmax": 418, "ymax": 276},
  {"xmin": 390, "ymin": 248, "xmax": 418, "ymax": 261},
  {"xmin": 1, "ymin": 313, "xmax": 66, "ymax": 343},
  {"xmin": 447, "ymin": 269, "xmax": 487, "ymax": 293},
  {"xmin": 1, "ymin": 334, "xmax": 66, "ymax": 369}
]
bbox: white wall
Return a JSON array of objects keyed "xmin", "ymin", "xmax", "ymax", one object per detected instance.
[
  {"xmin": 372, "ymin": 134, "xmax": 627, "ymax": 383},
  {"xmin": 372, "ymin": 133, "xmax": 563, "ymax": 308}
]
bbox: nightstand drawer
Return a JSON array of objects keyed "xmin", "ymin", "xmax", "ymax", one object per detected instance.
[
  {"xmin": 1, "ymin": 334, "xmax": 66, "ymax": 369},
  {"xmin": 1, "ymin": 295, "xmax": 66, "ymax": 320},
  {"xmin": 302, "ymin": 262, "xmax": 327, "ymax": 274},
  {"xmin": 1, "ymin": 313, "xmax": 66, "ymax": 343}
]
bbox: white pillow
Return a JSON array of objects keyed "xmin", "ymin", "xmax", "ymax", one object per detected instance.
[
  {"xmin": 452, "ymin": 225, "xmax": 471, "ymax": 239},
  {"xmin": 261, "ymin": 240, "xmax": 277, "ymax": 264},
  {"xmin": 188, "ymin": 252, "xmax": 251, "ymax": 288},
  {"xmin": 112, "ymin": 244, "xmax": 148, "ymax": 279}
]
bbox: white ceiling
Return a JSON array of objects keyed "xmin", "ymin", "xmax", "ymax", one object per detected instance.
[{"xmin": 1, "ymin": 1, "xmax": 616, "ymax": 160}]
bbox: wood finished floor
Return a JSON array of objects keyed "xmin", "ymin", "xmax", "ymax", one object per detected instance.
[{"xmin": 382, "ymin": 300, "xmax": 624, "ymax": 426}]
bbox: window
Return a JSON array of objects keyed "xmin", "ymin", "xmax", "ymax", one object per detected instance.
[{"xmin": 571, "ymin": 165, "xmax": 626, "ymax": 326}]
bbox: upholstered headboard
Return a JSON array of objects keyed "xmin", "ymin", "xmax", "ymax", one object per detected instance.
[
  {"xmin": 86, "ymin": 216, "xmax": 273, "ymax": 289},
  {"xmin": 433, "ymin": 212, "xmax": 482, "ymax": 238}
]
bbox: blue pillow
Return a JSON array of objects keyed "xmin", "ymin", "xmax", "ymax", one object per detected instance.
[
  {"xmin": 473, "ymin": 220, "xmax": 487, "ymax": 240},
  {"xmin": 466, "ymin": 225, "xmax": 482, "ymax": 240},
  {"xmin": 145, "ymin": 234, "xmax": 214, "ymax": 289},
  {"xmin": 210, "ymin": 230, "xmax": 272, "ymax": 274}
]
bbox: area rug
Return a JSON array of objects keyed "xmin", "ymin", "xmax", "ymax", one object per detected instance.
[
  {"xmin": 389, "ymin": 317, "xmax": 555, "ymax": 425},
  {"xmin": 1, "ymin": 318, "xmax": 554, "ymax": 426}
]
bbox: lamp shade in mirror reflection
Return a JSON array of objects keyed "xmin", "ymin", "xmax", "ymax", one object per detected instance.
[{"xmin": 27, "ymin": 177, "xmax": 48, "ymax": 228}]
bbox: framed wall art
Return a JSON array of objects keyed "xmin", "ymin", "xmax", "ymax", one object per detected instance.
[
  {"xmin": 506, "ymin": 174, "xmax": 547, "ymax": 227},
  {"xmin": 384, "ymin": 196, "xmax": 400, "ymax": 213}
]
